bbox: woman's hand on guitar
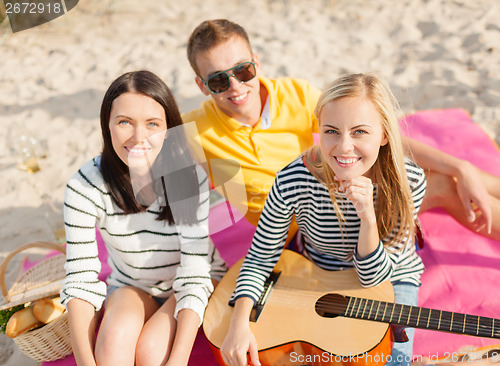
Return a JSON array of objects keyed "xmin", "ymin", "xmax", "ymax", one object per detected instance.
[
  {"xmin": 221, "ymin": 323, "xmax": 260, "ymax": 366},
  {"xmin": 221, "ymin": 297, "xmax": 261, "ymax": 366}
]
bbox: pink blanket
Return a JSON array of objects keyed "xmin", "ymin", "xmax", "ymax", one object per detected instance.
[
  {"xmin": 42, "ymin": 108, "xmax": 500, "ymax": 365},
  {"xmin": 404, "ymin": 109, "xmax": 500, "ymax": 357}
]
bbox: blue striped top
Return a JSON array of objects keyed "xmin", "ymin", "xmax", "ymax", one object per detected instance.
[{"xmin": 230, "ymin": 155, "xmax": 426, "ymax": 305}]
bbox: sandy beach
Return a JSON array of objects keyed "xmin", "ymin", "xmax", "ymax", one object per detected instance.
[{"xmin": 1, "ymin": 0, "xmax": 500, "ymax": 364}]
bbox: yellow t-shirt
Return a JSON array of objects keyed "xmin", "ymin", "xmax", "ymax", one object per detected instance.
[{"xmin": 182, "ymin": 76, "xmax": 321, "ymax": 226}]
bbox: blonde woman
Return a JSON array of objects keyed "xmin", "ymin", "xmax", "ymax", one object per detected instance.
[{"xmin": 221, "ymin": 73, "xmax": 426, "ymax": 366}]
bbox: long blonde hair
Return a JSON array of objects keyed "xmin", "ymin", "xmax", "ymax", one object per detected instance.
[{"xmin": 304, "ymin": 73, "xmax": 415, "ymax": 246}]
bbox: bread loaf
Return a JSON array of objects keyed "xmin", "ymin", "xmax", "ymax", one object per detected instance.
[
  {"xmin": 5, "ymin": 305, "xmax": 43, "ymax": 338},
  {"xmin": 33, "ymin": 297, "xmax": 66, "ymax": 324}
]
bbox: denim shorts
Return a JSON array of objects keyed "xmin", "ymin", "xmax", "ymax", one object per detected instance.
[{"xmin": 106, "ymin": 285, "xmax": 169, "ymax": 306}]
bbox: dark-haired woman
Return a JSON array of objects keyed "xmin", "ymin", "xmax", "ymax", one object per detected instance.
[{"xmin": 61, "ymin": 70, "xmax": 226, "ymax": 366}]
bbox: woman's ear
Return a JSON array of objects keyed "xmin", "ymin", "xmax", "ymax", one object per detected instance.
[{"xmin": 381, "ymin": 133, "xmax": 389, "ymax": 146}]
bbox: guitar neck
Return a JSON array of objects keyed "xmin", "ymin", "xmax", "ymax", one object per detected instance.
[{"xmin": 343, "ymin": 296, "xmax": 500, "ymax": 339}]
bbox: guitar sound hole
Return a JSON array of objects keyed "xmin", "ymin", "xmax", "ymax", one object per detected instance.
[{"xmin": 315, "ymin": 293, "xmax": 348, "ymax": 318}]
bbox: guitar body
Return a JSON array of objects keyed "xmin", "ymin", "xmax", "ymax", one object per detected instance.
[{"xmin": 203, "ymin": 250, "xmax": 394, "ymax": 366}]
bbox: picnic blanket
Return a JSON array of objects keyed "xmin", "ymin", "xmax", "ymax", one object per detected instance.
[{"xmin": 403, "ymin": 109, "xmax": 500, "ymax": 358}]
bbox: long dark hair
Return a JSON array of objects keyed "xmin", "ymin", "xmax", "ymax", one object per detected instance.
[{"xmin": 100, "ymin": 70, "xmax": 200, "ymax": 225}]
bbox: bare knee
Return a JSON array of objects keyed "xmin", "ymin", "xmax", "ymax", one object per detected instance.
[
  {"xmin": 135, "ymin": 297, "xmax": 177, "ymax": 366},
  {"xmin": 94, "ymin": 335, "xmax": 122, "ymax": 365},
  {"xmin": 420, "ymin": 171, "xmax": 458, "ymax": 212},
  {"xmin": 135, "ymin": 328, "xmax": 174, "ymax": 366},
  {"xmin": 95, "ymin": 315, "xmax": 143, "ymax": 365},
  {"xmin": 95, "ymin": 287, "xmax": 156, "ymax": 365}
]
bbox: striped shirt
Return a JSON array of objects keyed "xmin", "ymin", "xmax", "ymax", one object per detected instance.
[
  {"xmin": 230, "ymin": 156, "xmax": 426, "ymax": 305},
  {"xmin": 61, "ymin": 157, "xmax": 227, "ymax": 323}
]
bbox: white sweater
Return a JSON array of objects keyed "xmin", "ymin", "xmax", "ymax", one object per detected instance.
[{"xmin": 61, "ymin": 157, "xmax": 226, "ymax": 323}]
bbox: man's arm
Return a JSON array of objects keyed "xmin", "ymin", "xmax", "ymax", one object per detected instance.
[{"xmin": 404, "ymin": 136, "xmax": 492, "ymax": 233}]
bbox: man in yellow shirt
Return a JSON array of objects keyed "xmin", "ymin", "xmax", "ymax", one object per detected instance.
[{"xmin": 182, "ymin": 19, "xmax": 500, "ymax": 240}]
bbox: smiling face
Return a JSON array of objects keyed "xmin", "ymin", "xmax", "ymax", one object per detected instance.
[
  {"xmin": 319, "ymin": 95, "xmax": 388, "ymax": 181},
  {"xmin": 109, "ymin": 92, "xmax": 167, "ymax": 171},
  {"xmin": 194, "ymin": 35, "xmax": 263, "ymax": 126}
]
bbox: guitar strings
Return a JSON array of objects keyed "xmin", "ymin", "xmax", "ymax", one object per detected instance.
[
  {"xmin": 262, "ymin": 288, "xmax": 499, "ymax": 336},
  {"xmin": 313, "ymin": 297, "xmax": 498, "ymax": 336}
]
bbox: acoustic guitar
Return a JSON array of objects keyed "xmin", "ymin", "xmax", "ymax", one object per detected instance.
[{"xmin": 203, "ymin": 250, "xmax": 500, "ymax": 366}]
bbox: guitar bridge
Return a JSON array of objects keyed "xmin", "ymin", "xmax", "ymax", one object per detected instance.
[{"xmin": 250, "ymin": 270, "xmax": 281, "ymax": 322}]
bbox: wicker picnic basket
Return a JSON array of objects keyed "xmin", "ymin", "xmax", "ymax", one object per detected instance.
[{"xmin": 0, "ymin": 241, "xmax": 72, "ymax": 362}]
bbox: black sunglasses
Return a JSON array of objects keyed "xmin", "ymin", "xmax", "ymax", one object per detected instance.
[{"xmin": 201, "ymin": 61, "xmax": 257, "ymax": 94}]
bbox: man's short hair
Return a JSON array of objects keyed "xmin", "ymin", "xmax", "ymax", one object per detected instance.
[{"xmin": 187, "ymin": 19, "xmax": 252, "ymax": 76}]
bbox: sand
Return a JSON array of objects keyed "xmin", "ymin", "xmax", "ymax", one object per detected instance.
[{"xmin": 1, "ymin": 0, "xmax": 499, "ymax": 364}]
